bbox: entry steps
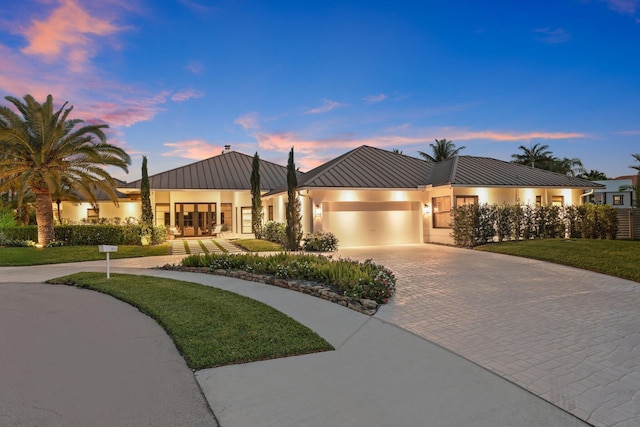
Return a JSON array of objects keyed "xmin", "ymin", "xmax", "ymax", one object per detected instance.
[{"xmin": 170, "ymin": 238, "xmax": 244, "ymax": 256}]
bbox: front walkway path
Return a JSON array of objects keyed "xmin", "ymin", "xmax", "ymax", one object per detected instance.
[{"xmin": 338, "ymin": 244, "xmax": 640, "ymax": 427}]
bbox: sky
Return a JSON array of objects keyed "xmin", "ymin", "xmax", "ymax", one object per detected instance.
[{"xmin": 1, "ymin": 0, "xmax": 639, "ymax": 182}]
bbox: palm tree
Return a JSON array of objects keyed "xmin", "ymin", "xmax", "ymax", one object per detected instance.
[
  {"xmin": 577, "ymin": 169, "xmax": 608, "ymax": 181},
  {"xmin": 511, "ymin": 143, "xmax": 552, "ymax": 167},
  {"xmin": 418, "ymin": 139, "xmax": 465, "ymax": 162},
  {"xmin": 546, "ymin": 157, "xmax": 585, "ymax": 177},
  {"xmin": 630, "ymin": 154, "xmax": 640, "ymax": 208},
  {"xmin": 0, "ymin": 94, "xmax": 131, "ymax": 245},
  {"xmin": 631, "ymin": 153, "xmax": 640, "ymax": 172}
]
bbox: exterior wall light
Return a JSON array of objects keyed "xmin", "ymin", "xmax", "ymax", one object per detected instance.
[
  {"xmin": 315, "ymin": 204, "xmax": 323, "ymax": 217},
  {"xmin": 423, "ymin": 204, "xmax": 431, "ymax": 215}
]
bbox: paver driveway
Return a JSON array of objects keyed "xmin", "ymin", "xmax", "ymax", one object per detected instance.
[{"xmin": 338, "ymin": 244, "xmax": 640, "ymax": 427}]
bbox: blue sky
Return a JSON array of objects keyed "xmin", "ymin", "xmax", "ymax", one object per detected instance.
[{"xmin": 1, "ymin": 0, "xmax": 639, "ymax": 181}]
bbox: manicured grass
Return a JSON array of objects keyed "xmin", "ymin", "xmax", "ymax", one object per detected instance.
[
  {"xmin": 0, "ymin": 244, "xmax": 170, "ymax": 266},
  {"xmin": 233, "ymin": 238, "xmax": 284, "ymax": 252},
  {"xmin": 476, "ymin": 239, "xmax": 640, "ymax": 282},
  {"xmin": 47, "ymin": 273, "xmax": 333, "ymax": 369}
]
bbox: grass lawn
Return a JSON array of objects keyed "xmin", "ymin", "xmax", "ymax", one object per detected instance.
[
  {"xmin": 0, "ymin": 244, "xmax": 170, "ymax": 266},
  {"xmin": 233, "ymin": 238, "xmax": 284, "ymax": 252},
  {"xmin": 47, "ymin": 273, "xmax": 333, "ymax": 369},
  {"xmin": 476, "ymin": 239, "xmax": 640, "ymax": 282}
]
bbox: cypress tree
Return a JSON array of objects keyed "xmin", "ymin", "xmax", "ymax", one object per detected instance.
[
  {"xmin": 140, "ymin": 156, "xmax": 153, "ymax": 244},
  {"xmin": 285, "ymin": 147, "xmax": 302, "ymax": 250},
  {"xmin": 250, "ymin": 152, "xmax": 264, "ymax": 239}
]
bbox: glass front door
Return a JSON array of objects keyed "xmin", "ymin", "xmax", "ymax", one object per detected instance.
[{"xmin": 175, "ymin": 203, "xmax": 217, "ymax": 237}]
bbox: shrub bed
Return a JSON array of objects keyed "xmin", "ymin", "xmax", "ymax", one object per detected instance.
[
  {"xmin": 303, "ymin": 231, "xmax": 339, "ymax": 252},
  {"xmin": 180, "ymin": 252, "xmax": 396, "ymax": 305},
  {"xmin": 0, "ymin": 225, "xmax": 167, "ymax": 246}
]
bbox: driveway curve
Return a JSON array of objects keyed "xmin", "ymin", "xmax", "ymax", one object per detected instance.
[
  {"xmin": 338, "ymin": 244, "xmax": 640, "ymax": 427},
  {"xmin": 0, "ymin": 281, "xmax": 217, "ymax": 426}
]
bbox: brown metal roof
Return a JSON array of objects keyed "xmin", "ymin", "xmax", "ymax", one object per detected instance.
[
  {"xmin": 122, "ymin": 151, "xmax": 288, "ymax": 191},
  {"xmin": 298, "ymin": 145, "xmax": 433, "ymax": 189},
  {"xmin": 429, "ymin": 156, "xmax": 604, "ymax": 188}
]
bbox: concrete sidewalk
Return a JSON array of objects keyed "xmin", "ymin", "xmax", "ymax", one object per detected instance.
[{"xmin": 1, "ymin": 256, "xmax": 587, "ymax": 426}]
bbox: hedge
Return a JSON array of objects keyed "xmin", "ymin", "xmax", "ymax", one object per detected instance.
[{"xmin": 0, "ymin": 225, "xmax": 167, "ymax": 246}]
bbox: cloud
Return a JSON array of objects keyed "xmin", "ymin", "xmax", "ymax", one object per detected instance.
[
  {"xmin": 162, "ymin": 140, "xmax": 225, "ymax": 159},
  {"xmin": 604, "ymin": 0, "xmax": 639, "ymax": 14},
  {"xmin": 305, "ymin": 98, "xmax": 344, "ymax": 114},
  {"xmin": 19, "ymin": 0, "xmax": 124, "ymax": 73},
  {"xmin": 363, "ymin": 94, "xmax": 387, "ymax": 104},
  {"xmin": 171, "ymin": 88, "xmax": 204, "ymax": 102},
  {"xmin": 234, "ymin": 112, "xmax": 260, "ymax": 130},
  {"xmin": 533, "ymin": 27, "xmax": 571, "ymax": 44},
  {"xmin": 444, "ymin": 128, "xmax": 587, "ymax": 141},
  {"xmin": 184, "ymin": 60, "xmax": 205, "ymax": 74},
  {"xmin": 80, "ymin": 91, "xmax": 169, "ymax": 127}
]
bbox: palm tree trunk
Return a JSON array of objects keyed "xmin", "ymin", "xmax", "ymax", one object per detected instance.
[{"xmin": 34, "ymin": 190, "xmax": 55, "ymax": 245}]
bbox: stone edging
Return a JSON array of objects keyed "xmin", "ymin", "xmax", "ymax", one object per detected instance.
[{"xmin": 159, "ymin": 265, "xmax": 380, "ymax": 315}]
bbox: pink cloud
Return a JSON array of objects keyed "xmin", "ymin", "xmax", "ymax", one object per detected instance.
[
  {"xmin": 234, "ymin": 112, "xmax": 260, "ymax": 130},
  {"xmin": 20, "ymin": 0, "xmax": 124, "ymax": 73},
  {"xmin": 444, "ymin": 129, "xmax": 587, "ymax": 141},
  {"xmin": 305, "ymin": 99, "xmax": 344, "ymax": 114},
  {"xmin": 171, "ymin": 89, "xmax": 204, "ymax": 102},
  {"xmin": 363, "ymin": 94, "xmax": 387, "ymax": 103},
  {"xmin": 162, "ymin": 140, "xmax": 225, "ymax": 159}
]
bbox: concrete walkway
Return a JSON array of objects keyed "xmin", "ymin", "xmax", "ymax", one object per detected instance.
[
  {"xmin": 0, "ymin": 255, "xmax": 586, "ymax": 426},
  {"xmin": 338, "ymin": 244, "xmax": 640, "ymax": 427}
]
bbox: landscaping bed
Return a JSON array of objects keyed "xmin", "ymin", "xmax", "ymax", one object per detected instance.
[{"xmin": 160, "ymin": 252, "xmax": 397, "ymax": 315}]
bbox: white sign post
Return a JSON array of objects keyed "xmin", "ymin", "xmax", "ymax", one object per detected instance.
[{"xmin": 98, "ymin": 245, "xmax": 118, "ymax": 279}]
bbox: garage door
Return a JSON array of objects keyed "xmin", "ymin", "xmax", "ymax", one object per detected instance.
[{"xmin": 322, "ymin": 201, "xmax": 421, "ymax": 247}]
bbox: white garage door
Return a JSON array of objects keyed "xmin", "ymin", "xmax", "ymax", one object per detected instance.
[{"xmin": 322, "ymin": 201, "xmax": 421, "ymax": 247}]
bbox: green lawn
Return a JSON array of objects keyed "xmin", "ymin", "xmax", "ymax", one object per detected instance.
[
  {"xmin": 0, "ymin": 244, "xmax": 170, "ymax": 266},
  {"xmin": 232, "ymin": 238, "xmax": 284, "ymax": 252},
  {"xmin": 47, "ymin": 273, "xmax": 333, "ymax": 369},
  {"xmin": 476, "ymin": 239, "xmax": 640, "ymax": 282}
]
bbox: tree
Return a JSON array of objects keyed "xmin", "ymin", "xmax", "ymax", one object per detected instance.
[
  {"xmin": 51, "ymin": 177, "xmax": 81, "ymax": 224},
  {"xmin": 0, "ymin": 94, "xmax": 131, "ymax": 245},
  {"xmin": 546, "ymin": 157, "xmax": 585, "ymax": 177},
  {"xmin": 250, "ymin": 152, "xmax": 264, "ymax": 239},
  {"xmin": 578, "ymin": 170, "xmax": 608, "ymax": 181},
  {"xmin": 418, "ymin": 139, "xmax": 465, "ymax": 162},
  {"xmin": 285, "ymin": 147, "xmax": 302, "ymax": 250},
  {"xmin": 631, "ymin": 154, "xmax": 640, "ymax": 208},
  {"xmin": 392, "ymin": 148, "xmax": 404, "ymax": 154},
  {"xmin": 140, "ymin": 156, "xmax": 153, "ymax": 244},
  {"xmin": 511, "ymin": 143, "xmax": 552, "ymax": 167}
]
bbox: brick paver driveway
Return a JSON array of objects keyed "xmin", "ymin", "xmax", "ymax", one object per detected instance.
[{"xmin": 338, "ymin": 244, "xmax": 640, "ymax": 427}]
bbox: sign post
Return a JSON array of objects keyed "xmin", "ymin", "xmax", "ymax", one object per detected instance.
[{"xmin": 98, "ymin": 245, "xmax": 118, "ymax": 279}]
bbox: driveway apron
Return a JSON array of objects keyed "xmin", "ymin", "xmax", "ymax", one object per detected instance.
[{"xmin": 338, "ymin": 244, "xmax": 640, "ymax": 427}]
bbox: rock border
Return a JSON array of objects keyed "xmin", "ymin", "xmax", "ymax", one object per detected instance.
[{"xmin": 159, "ymin": 265, "xmax": 380, "ymax": 315}]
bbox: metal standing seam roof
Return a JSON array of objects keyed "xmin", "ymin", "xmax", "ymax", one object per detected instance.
[
  {"xmin": 121, "ymin": 151, "xmax": 289, "ymax": 191},
  {"xmin": 297, "ymin": 145, "xmax": 433, "ymax": 189},
  {"xmin": 430, "ymin": 156, "xmax": 605, "ymax": 188}
]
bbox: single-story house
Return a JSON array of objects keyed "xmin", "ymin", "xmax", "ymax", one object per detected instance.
[
  {"xmin": 57, "ymin": 145, "xmax": 603, "ymax": 246},
  {"xmin": 589, "ymin": 179, "xmax": 634, "ymax": 207}
]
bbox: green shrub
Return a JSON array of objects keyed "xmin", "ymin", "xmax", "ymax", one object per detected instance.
[
  {"xmin": 4, "ymin": 239, "xmax": 36, "ymax": 247},
  {"xmin": 180, "ymin": 252, "xmax": 396, "ymax": 304},
  {"xmin": 303, "ymin": 232, "xmax": 339, "ymax": 252},
  {"xmin": 263, "ymin": 221, "xmax": 287, "ymax": 245}
]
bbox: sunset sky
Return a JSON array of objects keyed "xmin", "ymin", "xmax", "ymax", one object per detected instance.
[{"xmin": 1, "ymin": 0, "xmax": 639, "ymax": 181}]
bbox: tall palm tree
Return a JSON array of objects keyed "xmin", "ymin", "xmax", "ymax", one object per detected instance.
[
  {"xmin": 577, "ymin": 169, "xmax": 608, "ymax": 181},
  {"xmin": 511, "ymin": 143, "xmax": 552, "ymax": 167},
  {"xmin": 631, "ymin": 153, "xmax": 640, "ymax": 172},
  {"xmin": 0, "ymin": 94, "xmax": 130, "ymax": 245},
  {"xmin": 546, "ymin": 157, "xmax": 585, "ymax": 177},
  {"xmin": 418, "ymin": 139, "xmax": 465, "ymax": 162}
]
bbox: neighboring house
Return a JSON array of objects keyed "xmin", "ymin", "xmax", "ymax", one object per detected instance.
[
  {"xmin": 589, "ymin": 179, "xmax": 634, "ymax": 207},
  {"xmin": 56, "ymin": 145, "xmax": 603, "ymax": 246},
  {"xmin": 264, "ymin": 145, "xmax": 603, "ymax": 246}
]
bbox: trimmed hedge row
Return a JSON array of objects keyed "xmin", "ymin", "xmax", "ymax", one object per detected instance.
[
  {"xmin": 0, "ymin": 225, "xmax": 167, "ymax": 246},
  {"xmin": 451, "ymin": 203, "xmax": 618, "ymax": 248}
]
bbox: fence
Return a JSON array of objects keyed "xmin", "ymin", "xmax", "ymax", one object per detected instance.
[{"xmin": 616, "ymin": 208, "xmax": 640, "ymax": 240}]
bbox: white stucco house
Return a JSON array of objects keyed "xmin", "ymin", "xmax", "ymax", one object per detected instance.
[{"xmin": 57, "ymin": 145, "xmax": 603, "ymax": 246}]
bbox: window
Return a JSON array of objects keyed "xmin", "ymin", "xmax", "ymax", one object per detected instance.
[
  {"xmin": 613, "ymin": 195, "xmax": 624, "ymax": 205},
  {"xmin": 551, "ymin": 196, "xmax": 564, "ymax": 207},
  {"xmin": 455, "ymin": 195, "xmax": 478, "ymax": 207},
  {"xmin": 221, "ymin": 203, "xmax": 232, "ymax": 231},
  {"xmin": 432, "ymin": 196, "xmax": 452, "ymax": 228},
  {"xmin": 87, "ymin": 208, "xmax": 99, "ymax": 221},
  {"xmin": 268, "ymin": 205, "xmax": 274, "ymax": 221},
  {"xmin": 241, "ymin": 207, "xmax": 252, "ymax": 233},
  {"xmin": 535, "ymin": 196, "xmax": 542, "ymax": 207}
]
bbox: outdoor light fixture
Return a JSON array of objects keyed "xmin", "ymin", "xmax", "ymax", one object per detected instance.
[
  {"xmin": 315, "ymin": 204, "xmax": 322, "ymax": 217},
  {"xmin": 423, "ymin": 204, "xmax": 431, "ymax": 215}
]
